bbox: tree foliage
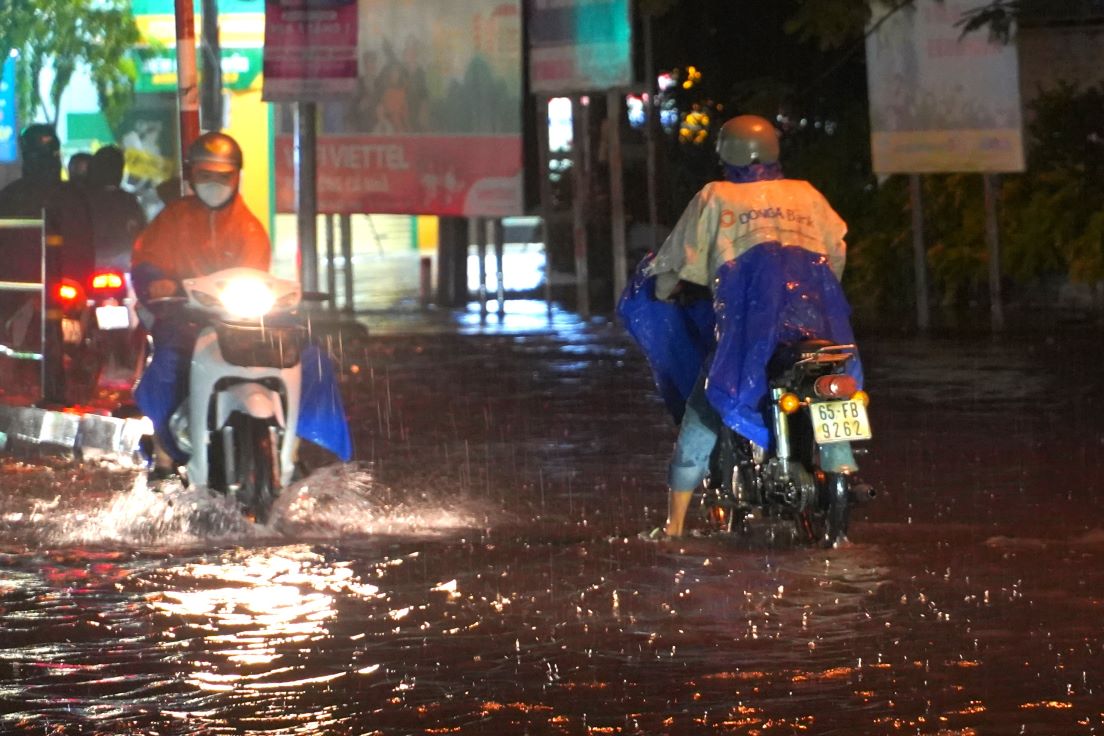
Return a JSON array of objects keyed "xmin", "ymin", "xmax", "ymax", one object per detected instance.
[{"xmin": 0, "ymin": 0, "xmax": 140, "ymax": 129}]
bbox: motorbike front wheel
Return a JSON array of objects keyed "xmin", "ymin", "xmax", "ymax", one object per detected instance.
[
  {"xmin": 799, "ymin": 472, "xmax": 850, "ymax": 548},
  {"xmin": 225, "ymin": 412, "xmax": 280, "ymax": 524}
]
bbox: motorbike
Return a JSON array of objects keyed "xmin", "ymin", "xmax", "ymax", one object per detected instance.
[
  {"xmin": 85, "ymin": 268, "xmax": 144, "ymax": 393},
  {"xmin": 161, "ymin": 267, "xmax": 309, "ymax": 522},
  {"xmin": 700, "ymin": 339, "xmax": 875, "ymax": 548}
]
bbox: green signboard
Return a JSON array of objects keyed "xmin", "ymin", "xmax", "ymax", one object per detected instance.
[{"xmin": 135, "ymin": 47, "xmax": 263, "ymax": 93}]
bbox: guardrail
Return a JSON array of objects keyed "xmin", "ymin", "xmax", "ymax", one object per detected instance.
[{"xmin": 0, "ymin": 215, "xmax": 64, "ymax": 403}]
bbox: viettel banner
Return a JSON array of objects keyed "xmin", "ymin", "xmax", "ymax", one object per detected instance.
[{"xmin": 275, "ymin": 0, "xmax": 523, "ymax": 217}]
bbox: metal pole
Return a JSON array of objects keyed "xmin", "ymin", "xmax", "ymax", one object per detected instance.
[
  {"xmin": 493, "ymin": 217, "xmax": 505, "ymax": 317},
  {"xmin": 643, "ymin": 15, "xmax": 660, "ymax": 252},
  {"xmin": 909, "ymin": 174, "xmax": 930, "ymax": 332},
  {"xmin": 572, "ymin": 95, "xmax": 590, "ymax": 318},
  {"xmin": 41, "ymin": 212, "xmax": 64, "ymax": 404},
  {"xmin": 476, "ymin": 217, "xmax": 488, "ymax": 317},
  {"xmin": 200, "ymin": 0, "xmax": 223, "ymax": 131},
  {"xmin": 325, "ymin": 213, "xmax": 336, "ymax": 309},
  {"xmin": 295, "ymin": 102, "xmax": 319, "ymax": 294},
  {"xmin": 607, "ymin": 89, "xmax": 628, "ymax": 303},
  {"xmin": 340, "ymin": 213, "xmax": 354, "ymax": 312},
  {"xmin": 536, "ymin": 97, "xmax": 554, "ymax": 317},
  {"xmin": 984, "ymin": 173, "xmax": 1004, "ymax": 331},
  {"xmin": 174, "ymin": 0, "xmax": 201, "ymax": 195}
]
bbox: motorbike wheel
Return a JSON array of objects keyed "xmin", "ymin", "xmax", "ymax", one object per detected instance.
[
  {"xmin": 228, "ymin": 413, "xmax": 280, "ymax": 524},
  {"xmin": 800, "ymin": 472, "xmax": 850, "ymax": 548}
]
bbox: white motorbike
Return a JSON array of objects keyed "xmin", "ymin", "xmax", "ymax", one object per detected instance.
[{"xmin": 167, "ymin": 267, "xmax": 306, "ymax": 522}]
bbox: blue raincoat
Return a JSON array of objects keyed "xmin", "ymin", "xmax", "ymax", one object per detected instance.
[{"xmin": 619, "ymin": 242, "xmax": 862, "ymax": 449}]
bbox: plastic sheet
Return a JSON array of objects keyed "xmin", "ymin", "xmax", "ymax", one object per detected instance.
[
  {"xmin": 620, "ymin": 243, "xmax": 862, "ymax": 448},
  {"xmin": 706, "ymin": 241, "xmax": 863, "ymax": 448},
  {"xmin": 298, "ymin": 343, "xmax": 354, "ymax": 462},
  {"xmin": 616, "ymin": 255, "xmax": 715, "ymax": 423}
]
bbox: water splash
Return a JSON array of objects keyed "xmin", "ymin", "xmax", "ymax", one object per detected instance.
[
  {"xmin": 49, "ymin": 474, "xmax": 261, "ymax": 547},
  {"xmin": 272, "ymin": 463, "xmax": 484, "ymax": 538},
  {"xmin": 37, "ymin": 463, "xmax": 484, "ymax": 548}
]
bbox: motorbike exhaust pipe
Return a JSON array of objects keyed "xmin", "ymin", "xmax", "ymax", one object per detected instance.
[{"xmin": 848, "ymin": 480, "xmax": 877, "ymax": 504}]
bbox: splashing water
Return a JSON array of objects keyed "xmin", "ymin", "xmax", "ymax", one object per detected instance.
[{"xmin": 33, "ymin": 463, "xmax": 485, "ymax": 549}]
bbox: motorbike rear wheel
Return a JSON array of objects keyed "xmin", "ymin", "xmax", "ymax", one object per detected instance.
[
  {"xmin": 799, "ymin": 472, "xmax": 850, "ymax": 548},
  {"xmin": 226, "ymin": 412, "xmax": 280, "ymax": 524}
]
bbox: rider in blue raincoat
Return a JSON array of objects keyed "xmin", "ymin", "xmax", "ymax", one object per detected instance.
[{"xmin": 618, "ymin": 115, "xmax": 861, "ymax": 539}]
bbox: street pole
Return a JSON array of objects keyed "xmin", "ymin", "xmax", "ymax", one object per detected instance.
[
  {"xmin": 340, "ymin": 214, "xmax": 354, "ymax": 312},
  {"xmin": 909, "ymin": 174, "xmax": 930, "ymax": 331},
  {"xmin": 200, "ymin": 0, "xmax": 222, "ymax": 131},
  {"xmin": 536, "ymin": 97, "xmax": 554, "ymax": 317},
  {"xmin": 643, "ymin": 13, "xmax": 660, "ymax": 252},
  {"xmin": 174, "ymin": 0, "xmax": 200, "ymax": 195},
  {"xmin": 493, "ymin": 217, "xmax": 505, "ymax": 318},
  {"xmin": 607, "ymin": 89, "xmax": 627, "ymax": 303},
  {"xmin": 572, "ymin": 95, "xmax": 590, "ymax": 318},
  {"xmin": 295, "ymin": 102, "xmax": 319, "ymax": 294},
  {"xmin": 984, "ymin": 173, "xmax": 1004, "ymax": 331}
]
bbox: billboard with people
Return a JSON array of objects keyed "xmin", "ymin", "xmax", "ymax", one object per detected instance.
[{"xmin": 273, "ymin": 0, "xmax": 523, "ymax": 217}]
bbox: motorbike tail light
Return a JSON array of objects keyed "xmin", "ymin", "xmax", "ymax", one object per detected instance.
[
  {"xmin": 56, "ymin": 282, "xmax": 81, "ymax": 304},
  {"xmin": 778, "ymin": 392, "xmax": 801, "ymax": 414},
  {"xmin": 813, "ymin": 374, "xmax": 858, "ymax": 399},
  {"xmin": 90, "ymin": 271, "xmax": 125, "ymax": 291},
  {"xmin": 852, "ymin": 390, "xmax": 870, "ymax": 407}
]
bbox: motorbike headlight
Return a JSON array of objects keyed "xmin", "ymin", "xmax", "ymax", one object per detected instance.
[{"xmin": 219, "ymin": 276, "xmax": 276, "ymax": 319}]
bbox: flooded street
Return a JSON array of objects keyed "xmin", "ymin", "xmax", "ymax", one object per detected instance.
[{"xmin": 2, "ymin": 311, "xmax": 1104, "ymax": 734}]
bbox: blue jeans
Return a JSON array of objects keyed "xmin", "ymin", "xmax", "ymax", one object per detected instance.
[{"xmin": 667, "ymin": 373, "xmax": 856, "ymax": 490}]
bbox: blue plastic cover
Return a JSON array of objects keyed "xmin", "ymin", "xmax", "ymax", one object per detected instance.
[
  {"xmin": 298, "ymin": 343, "xmax": 354, "ymax": 462},
  {"xmin": 619, "ymin": 243, "xmax": 862, "ymax": 448},
  {"xmin": 616, "ymin": 254, "xmax": 715, "ymax": 422}
]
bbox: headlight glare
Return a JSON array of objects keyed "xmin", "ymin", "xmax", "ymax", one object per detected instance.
[{"xmin": 219, "ymin": 277, "xmax": 276, "ymax": 319}]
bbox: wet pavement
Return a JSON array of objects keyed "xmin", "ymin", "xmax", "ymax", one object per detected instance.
[{"xmin": 2, "ymin": 305, "xmax": 1104, "ymax": 734}]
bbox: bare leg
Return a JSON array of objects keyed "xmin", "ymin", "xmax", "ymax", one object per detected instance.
[{"xmin": 664, "ymin": 489, "xmax": 694, "ymax": 537}]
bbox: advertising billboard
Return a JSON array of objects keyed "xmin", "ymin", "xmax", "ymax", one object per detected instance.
[
  {"xmin": 274, "ymin": 0, "xmax": 523, "ymax": 216},
  {"xmin": 865, "ymin": 0, "xmax": 1025, "ymax": 173},
  {"xmin": 528, "ymin": 0, "xmax": 633, "ymax": 94},
  {"xmin": 263, "ymin": 0, "xmax": 359, "ymax": 101},
  {"xmin": 0, "ymin": 58, "xmax": 15, "ymax": 164}
]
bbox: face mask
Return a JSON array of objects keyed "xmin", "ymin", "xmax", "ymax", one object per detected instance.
[{"xmin": 195, "ymin": 181, "xmax": 234, "ymax": 209}]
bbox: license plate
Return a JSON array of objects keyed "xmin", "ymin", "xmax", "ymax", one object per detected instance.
[
  {"xmin": 810, "ymin": 400, "xmax": 872, "ymax": 444},
  {"xmin": 95, "ymin": 305, "xmax": 130, "ymax": 330}
]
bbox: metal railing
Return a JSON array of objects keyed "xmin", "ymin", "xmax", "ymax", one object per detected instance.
[{"xmin": 0, "ymin": 216, "xmax": 61, "ymax": 401}]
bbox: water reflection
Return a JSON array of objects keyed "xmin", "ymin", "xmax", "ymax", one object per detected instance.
[{"xmin": 148, "ymin": 546, "xmax": 379, "ymax": 687}]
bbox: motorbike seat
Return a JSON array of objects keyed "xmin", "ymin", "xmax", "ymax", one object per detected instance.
[{"xmin": 767, "ymin": 339, "xmax": 834, "ymax": 379}]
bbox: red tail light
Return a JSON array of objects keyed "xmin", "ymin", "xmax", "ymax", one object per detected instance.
[
  {"xmin": 813, "ymin": 374, "xmax": 858, "ymax": 399},
  {"xmin": 91, "ymin": 271, "xmax": 125, "ymax": 291},
  {"xmin": 56, "ymin": 282, "xmax": 80, "ymax": 303}
]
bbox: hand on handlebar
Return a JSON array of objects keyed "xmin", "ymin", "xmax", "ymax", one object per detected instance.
[{"xmin": 148, "ymin": 279, "xmax": 179, "ymax": 300}]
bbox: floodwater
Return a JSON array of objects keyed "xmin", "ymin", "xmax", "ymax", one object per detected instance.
[{"xmin": 2, "ymin": 307, "xmax": 1104, "ymax": 734}]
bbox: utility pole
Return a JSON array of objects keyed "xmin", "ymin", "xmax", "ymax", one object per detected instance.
[{"xmin": 200, "ymin": 0, "xmax": 223, "ymax": 131}]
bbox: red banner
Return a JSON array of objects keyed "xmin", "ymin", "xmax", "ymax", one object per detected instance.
[{"xmin": 274, "ymin": 135, "xmax": 523, "ymax": 216}]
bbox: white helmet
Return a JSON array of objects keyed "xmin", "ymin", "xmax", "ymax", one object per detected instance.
[{"xmin": 715, "ymin": 115, "xmax": 779, "ymax": 167}]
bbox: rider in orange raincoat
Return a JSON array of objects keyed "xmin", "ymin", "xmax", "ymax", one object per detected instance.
[{"xmin": 132, "ymin": 131, "xmax": 271, "ymax": 476}]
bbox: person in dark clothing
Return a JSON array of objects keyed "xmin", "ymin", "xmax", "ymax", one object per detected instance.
[
  {"xmin": 67, "ymin": 152, "xmax": 93, "ymax": 188},
  {"xmin": 0, "ymin": 124, "xmax": 95, "ymax": 286},
  {"xmin": 86, "ymin": 145, "xmax": 147, "ymax": 269}
]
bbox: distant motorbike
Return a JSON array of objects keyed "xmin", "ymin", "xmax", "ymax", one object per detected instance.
[
  {"xmin": 85, "ymin": 268, "xmax": 144, "ymax": 392},
  {"xmin": 161, "ymin": 267, "xmax": 309, "ymax": 522},
  {"xmin": 700, "ymin": 340, "xmax": 875, "ymax": 547}
]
